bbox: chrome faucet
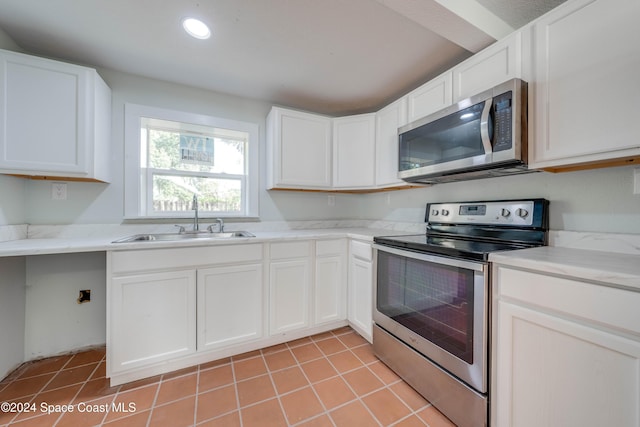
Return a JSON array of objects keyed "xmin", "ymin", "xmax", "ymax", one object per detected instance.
[{"xmin": 192, "ymin": 194, "xmax": 199, "ymax": 231}]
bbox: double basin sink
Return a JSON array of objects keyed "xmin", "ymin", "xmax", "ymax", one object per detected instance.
[{"xmin": 113, "ymin": 230, "xmax": 255, "ymax": 243}]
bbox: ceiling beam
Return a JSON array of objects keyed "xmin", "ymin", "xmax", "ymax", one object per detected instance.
[
  {"xmin": 376, "ymin": 0, "xmax": 514, "ymax": 53},
  {"xmin": 434, "ymin": 0, "xmax": 514, "ymax": 40}
]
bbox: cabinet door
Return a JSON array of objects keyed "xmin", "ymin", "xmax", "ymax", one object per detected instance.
[
  {"xmin": 332, "ymin": 113, "xmax": 376, "ymax": 189},
  {"xmin": 452, "ymin": 31, "xmax": 522, "ymax": 102},
  {"xmin": 267, "ymin": 107, "xmax": 332, "ymax": 189},
  {"xmin": 531, "ymin": 0, "xmax": 640, "ymax": 168},
  {"xmin": 109, "ymin": 270, "xmax": 196, "ymax": 373},
  {"xmin": 348, "ymin": 246, "xmax": 373, "ymax": 342},
  {"xmin": 494, "ymin": 301, "xmax": 640, "ymax": 427},
  {"xmin": 197, "ymin": 264, "xmax": 263, "ymax": 352},
  {"xmin": 315, "ymin": 255, "xmax": 347, "ymax": 325},
  {"xmin": 0, "ymin": 50, "xmax": 90, "ymax": 175},
  {"xmin": 375, "ymin": 97, "xmax": 408, "ymax": 187},
  {"xmin": 270, "ymin": 259, "xmax": 311, "ymax": 334},
  {"xmin": 407, "ymin": 73, "xmax": 452, "ymax": 123}
]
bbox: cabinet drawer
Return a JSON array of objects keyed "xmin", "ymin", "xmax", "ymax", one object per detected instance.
[
  {"xmin": 270, "ymin": 241, "xmax": 311, "ymax": 260},
  {"xmin": 350, "ymin": 240, "xmax": 372, "ymax": 262},
  {"xmin": 110, "ymin": 244, "xmax": 263, "ymax": 274},
  {"xmin": 497, "ymin": 267, "xmax": 640, "ymax": 336},
  {"xmin": 316, "ymin": 239, "xmax": 346, "ymax": 257}
]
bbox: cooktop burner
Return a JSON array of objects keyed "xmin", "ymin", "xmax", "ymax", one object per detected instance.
[{"xmin": 374, "ymin": 199, "xmax": 549, "ymax": 261}]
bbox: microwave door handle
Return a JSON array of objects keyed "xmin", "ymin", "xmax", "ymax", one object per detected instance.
[{"xmin": 480, "ymin": 98, "xmax": 493, "ymax": 154}]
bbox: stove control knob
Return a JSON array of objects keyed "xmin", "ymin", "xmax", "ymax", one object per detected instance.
[
  {"xmin": 441, "ymin": 209, "xmax": 450, "ymax": 216},
  {"xmin": 431, "ymin": 209, "xmax": 439, "ymax": 216},
  {"xmin": 500, "ymin": 208, "xmax": 511, "ymax": 218},
  {"xmin": 516, "ymin": 208, "xmax": 529, "ymax": 218}
]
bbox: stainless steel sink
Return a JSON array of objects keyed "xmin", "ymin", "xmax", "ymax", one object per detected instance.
[{"xmin": 112, "ymin": 231, "xmax": 255, "ymax": 243}]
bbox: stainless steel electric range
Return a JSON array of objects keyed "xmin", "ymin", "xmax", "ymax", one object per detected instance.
[{"xmin": 372, "ymin": 199, "xmax": 549, "ymax": 427}]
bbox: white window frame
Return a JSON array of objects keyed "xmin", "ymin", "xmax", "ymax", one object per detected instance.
[{"xmin": 124, "ymin": 103, "xmax": 259, "ymax": 219}]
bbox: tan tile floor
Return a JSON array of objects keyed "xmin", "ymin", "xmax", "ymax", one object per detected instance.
[{"xmin": 0, "ymin": 327, "xmax": 456, "ymax": 427}]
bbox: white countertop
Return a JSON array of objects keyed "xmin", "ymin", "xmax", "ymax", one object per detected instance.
[
  {"xmin": 490, "ymin": 246, "xmax": 640, "ymax": 291},
  {"xmin": 0, "ymin": 228, "xmax": 403, "ymax": 257},
  {"xmin": 4, "ymin": 224, "xmax": 640, "ymax": 290}
]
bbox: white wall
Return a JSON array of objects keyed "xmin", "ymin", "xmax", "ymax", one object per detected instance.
[
  {"xmin": 0, "ymin": 176, "xmax": 26, "ymax": 226},
  {"xmin": 363, "ymin": 165, "xmax": 640, "ymax": 234},
  {"xmin": 24, "ymin": 253, "xmax": 106, "ymax": 359},
  {"xmin": 15, "ymin": 64, "xmax": 640, "ymax": 233},
  {"xmin": 0, "ymin": 257, "xmax": 25, "ymax": 378},
  {"xmin": 23, "ymin": 68, "xmax": 362, "ymax": 225}
]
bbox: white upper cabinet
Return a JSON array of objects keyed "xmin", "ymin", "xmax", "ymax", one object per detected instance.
[
  {"xmin": 266, "ymin": 106, "xmax": 332, "ymax": 189},
  {"xmin": 0, "ymin": 49, "xmax": 111, "ymax": 182},
  {"xmin": 407, "ymin": 72, "xmax": 452, "ymax": 123},
  {"xmin": 452, "ymin": 30, "xmax": 525, "ymax": 103},
  {"xmin": 375, "ymin": 97, "xmax": 408, "ymax": 187},
  {"xmin": 529, "ymin": 0, "xmax": 640, "ymax": 170},
  {"xmin": 333, "ymin": 113, "xmax": 376, "ymax": 189}
]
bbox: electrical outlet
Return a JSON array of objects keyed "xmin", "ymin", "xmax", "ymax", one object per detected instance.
[
  {"xmin": 634, "ymin": 168, "xmax": 640, "ymax": 195},
  {"xmin": 385, "ymin": 193, "xmax": 391, "ymax": 205},
  {"xmin": 52, "ymin": 182, "xmax": 67, "ymax": 200},
  {"xmin": 328, "ymin": 195, "xmax": 335, "ymax": 206}
]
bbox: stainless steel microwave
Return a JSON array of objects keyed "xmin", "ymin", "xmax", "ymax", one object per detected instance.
[{"xmin": 398, "ymin": 78, "xmax": 532, "ymax": 184}]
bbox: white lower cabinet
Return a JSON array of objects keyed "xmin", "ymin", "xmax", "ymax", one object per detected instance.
[
  {"xmin": 314, "ymin": 239, "xmax": 347, "ymax": 326},
  {"xmin": 108, "ymin": 238, "xmax": 355, "ymax": 386},
  {"xmin": 197, "ymin": 264, "xmax": 263, "ymax": 351},
  {"xmin": 110, "ymin": 270, "xmax": 197, "ymax": 372},
  {"xmin": 269, "ymin": 241, "xmax": 312, "ymax": 335},
  {"xmin": 492, "ymin": 265, "xmax": 640, "ymax": 427},
  {"xmin": 348, "ymin": 240, "xmax": 373, "ymax": 342}
]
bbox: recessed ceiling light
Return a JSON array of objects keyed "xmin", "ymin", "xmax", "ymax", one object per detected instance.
[{"xmin": 182, "ymin": 18, "xmax": 211, "ymax": 40}]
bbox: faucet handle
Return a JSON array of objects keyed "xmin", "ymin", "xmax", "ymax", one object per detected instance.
[
  {"xmin": 206, "ymin": 219, "xmax": 225, "ymax": 233},
  {"xmin": 174, "ymin": 225, "xmax": 186, "ymax": 234}
]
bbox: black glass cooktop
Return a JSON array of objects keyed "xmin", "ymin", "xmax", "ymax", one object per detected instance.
[{"xmin": 374, "ymin": 234, "xmax": 535, "ymax": 262}]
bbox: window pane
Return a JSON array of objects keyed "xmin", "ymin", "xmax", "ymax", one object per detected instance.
[
  {"xmin": 144, "ymin": 118, "xmax": 246, "ymax": 175},
  {"xmin": 152, "ymin": 174, "xmax": 242, "ymax": 214}
]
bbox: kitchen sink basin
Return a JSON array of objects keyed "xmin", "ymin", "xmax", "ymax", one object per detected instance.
[{"xmin": 112, "ymin": 231, "xmax": 255, "ymax": 243}]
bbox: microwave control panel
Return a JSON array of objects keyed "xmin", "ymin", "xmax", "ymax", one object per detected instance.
[{"xmin": 492, "ymin": 90, "xmax": 513, "ymax": 152}]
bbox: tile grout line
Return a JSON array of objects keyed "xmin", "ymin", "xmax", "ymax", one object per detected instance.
[
  {"xmin": 328, "ymin": 351, "xmax": 384, "ymax": 427},
  {"xmin": 52, "ymin": 353, "xmax": 105, "ymax": 427},
  {"xmin": 144, "ymin": 369, "xmax": 163, "ymax": 427},
  {"xmin": 229, "ymin": 352, "xmax": 244, "ymax": 427},
  {"xmin": 4, "ymin": 353, "xmax": 79, "ymax": 425},
  {"xmin": 259, "ymin": 347, "xmax": 290, "ymax": 426},
  {"xmin": 2, "ymin": 329, "xmax": 449, "ymax": 427},
  {"xmin": 282, "ymin": 337, "xmax": 338, "ymax": 427},
  {"xmin": 192, "ymin": 365, "xmax": 201, "ymax": 427}
]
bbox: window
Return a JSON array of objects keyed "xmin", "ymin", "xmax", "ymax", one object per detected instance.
[{"xmin": 124, "ymin": 104, "xmax": 259, "ymax": 218}]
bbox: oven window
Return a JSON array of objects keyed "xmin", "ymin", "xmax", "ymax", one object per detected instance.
[{"xmin": 377, "ymin": 251, "xmax": 474, "ymax": 363}]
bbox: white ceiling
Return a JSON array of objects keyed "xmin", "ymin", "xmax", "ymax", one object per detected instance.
[{"xmin": 0, "ymin": 0, "xmax": 565, "ymax": 115}]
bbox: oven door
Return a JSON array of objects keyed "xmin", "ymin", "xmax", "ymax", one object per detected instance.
[{"xmin": 373, "ymin": 244, "xmax": 488, "ymax": 393}]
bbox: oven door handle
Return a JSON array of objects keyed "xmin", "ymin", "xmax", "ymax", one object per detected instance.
[{"xmin": 372, "ymin": 244, "xmax": 486, "ymax": 272}]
